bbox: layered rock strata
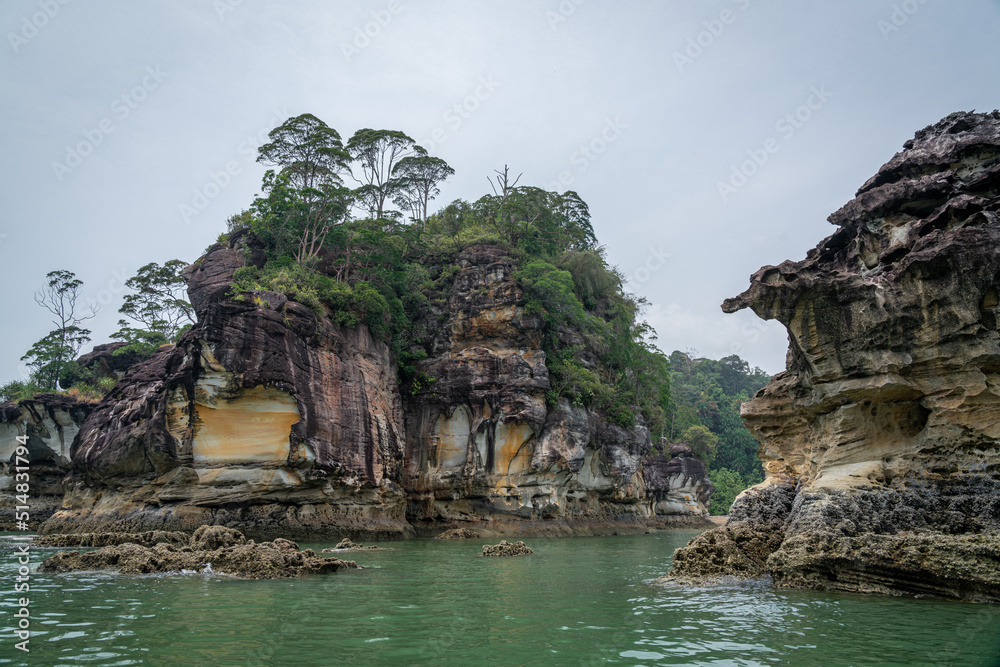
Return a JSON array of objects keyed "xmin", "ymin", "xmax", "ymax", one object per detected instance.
[
  {"xmin": 643, "ymin": 443, "xmax": 713, "ymax": 519},
  {"xmin": 666, "ymin": 111, "xmax": 1000, "ymax": 602},
  {"xmin": 0, "ymin": 394, "xmax": 92, "ymax": 528},
  {"xmin": 404, "ymin": 246, "xmax": 659, "ymax": 535},
  {"xmin": 44, "ymin": 242, "xmax": 409, "ymax": 540},
  {"xmin": 40, "ymin": 242, "xmax": 708, "ymax": 540}
]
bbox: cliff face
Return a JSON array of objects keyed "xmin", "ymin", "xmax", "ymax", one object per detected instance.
[
  {"xmin": 1, "ymin": 394, "xmax": 92, "ymax": 527},
  {"xmin": 668, "ymin": 111, "xmax": 1000, "ymax": 602},
  {"xmin": 45, "ymin": 244, "xmax": 409, "ymax": 540},
  {"xmin": 42, "ymin": 243, "xmax": 706, "ymax": 539},
  {"xmin": 404, "ymin": 246, "xmax": 654, "ymax": 533}
]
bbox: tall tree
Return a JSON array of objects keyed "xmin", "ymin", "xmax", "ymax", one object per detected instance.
[
  {"xmin": 112, "ymin": 260, "xmax": 196, "ymax": 354},
  {"xmin": 392, "ymin": 150, "xmax": 454, "ymax": 227},
  {"xmin": 347, "ymin": 129, "xmax": 420, "ymax": 220},
  {"xmin": 23, "ymin": 270, "xmax": 94, "ymax": 390},
  {"xmin": 256, "ymin": 115, "xmax": 353, "ymax": 263}
]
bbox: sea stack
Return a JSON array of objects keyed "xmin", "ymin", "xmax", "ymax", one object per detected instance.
[{"xmin": 667, "ymin": 110, "xmax": 1000, "ymax": 602}]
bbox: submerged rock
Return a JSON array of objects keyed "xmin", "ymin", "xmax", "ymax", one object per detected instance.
[
  {"xmin": 37, "ymin": 525, "xmax": 357, "ymax": 579},
  {"xmin": 321, "ymin": 538, "xmax": 383, "ymax": 552},
  {"xmin": 666, "ymin": 111, "xmax": 1000, "ymax": 603},
  {"xmin": 477, "ymin": 540, "xmax": 533, "ymax": 557},
  {"xmin": 435, "ymin": 528, "xmax": 481, "ymax": 540}
]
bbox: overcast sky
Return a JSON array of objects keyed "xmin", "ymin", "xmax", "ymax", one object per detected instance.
[{"xmin": 3, "ymin": 0, "xmax": 999, "ymax": 384}]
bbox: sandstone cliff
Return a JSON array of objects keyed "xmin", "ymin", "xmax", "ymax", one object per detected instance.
[
  {"xmin": 666, "ymin": 111, "xmax": 1000, "ymax": 602},
  {"xmin": 40, "ymin": 241, "xmax": 708, "ymax": 539},
  {"xmin": 404, "ymin": 246, "xmax": 657, "ymax": 533}
]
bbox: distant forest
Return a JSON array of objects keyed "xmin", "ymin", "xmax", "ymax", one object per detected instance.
[{"xmin": 664, "ymin": 351, "xmax": 770, "ymax": 514}]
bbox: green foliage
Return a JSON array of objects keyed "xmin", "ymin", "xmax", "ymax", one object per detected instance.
[
  {"xmin": 0, "ymin": 379, "xmax": 43, "ymax": 403},
  {"xmin": 24, "ymin": 270, "xmax": 95, "ymax": 391},
  {"xmin": 681, "ymin": 424, "xmax": 718, "ymax": 466},
  {"xmin": 112, "ymin": 260, "xmax": 194, "ymax": 348},
  {"xmin": 708, "ymin": 468, "xmax": 752, "ymax": 516},
  {"xmin": 667, "ymin": 350, "xmax": 769, "ymax": 489}
]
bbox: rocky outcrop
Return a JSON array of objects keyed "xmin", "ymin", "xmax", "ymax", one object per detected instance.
[
  {"xmin": 435, "ymin": 527, "xmax": 480, "ymax": 540},
  {"xmin": 666, "ymin": 111, "xmax": 1000, "ymax": 602},
  {"xmin": 38, "ymin": 525, "xmax": 358, "ymax": 579},
  {"xmin": 404, "ymin": 246, "xmax": 655, "ymax": 535},
  {"xmin": 40, "ymin": 242, "xmax": 705, "ymax": 540},
  {"xmin": 0, "ymin": 394, "xmax": 93, "ymax": 528},
  {"xmin": 643, "ymin": 443, "xmax": 713, "ymax": 519},
  {"xmin": 43, "ymin": 242, "xmax": 409, "ymax": 541},
  {"xmin": 477, "ymin": 539, "xmax": 533, "ymax": 557},
  {"xmin": 74, "ymin": 342, "xmax": 149, "ymax": 381}
]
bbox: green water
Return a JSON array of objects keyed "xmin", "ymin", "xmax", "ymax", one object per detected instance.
[{"xmin": 2, "ymin": 531, "xmax": 999, "ymax": 666}]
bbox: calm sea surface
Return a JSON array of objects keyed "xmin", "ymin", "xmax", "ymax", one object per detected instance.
[{"xmin": 2, "ymin": 530, "xmax": 999, "ymax": 666}]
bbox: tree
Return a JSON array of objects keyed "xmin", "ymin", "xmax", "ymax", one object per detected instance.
[
  {"xmin": 682, "ymin": 424, "xmax": 719, "ymax": 466},
  {"xmin": 707, "ymin": 468, "xmax": 748, "ymax": 516},
  {"xmin": 22, "ymin": 270, "xmax": 95, "ymax": 390},
  {"xmin": 256, "ymin": 115, "xmax": 354, "ymax": 264},
  {"xmin": 347, "ymin": 128, "xmax": 420, "ymax": 220},
  {"xmin": 392, "ymin": 151, "xmax": 454, "ymax": 227},
  {"xmin": 111, "ymin": 260, "xmax": 195, "ymax": 355},
  {"xmin": 257, "ymin": 114, "xmax": 351, "ymax": 191}
]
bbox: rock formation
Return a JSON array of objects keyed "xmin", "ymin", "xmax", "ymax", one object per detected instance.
[
  {"xmin": 38, "ymin": 525, "xmax": 358, "ymax": 579},
  {"xmin": 643, "ymin": 443, "xmax": 713, "ymax": 519},
  {"xmin": 477, "ymin": 539, "xmax": 533, "ymax": 557},
  {"xmin": 666, "ymin": 111, "xmax": 1000, "ymax": 603},
  {"xmin": 404, "ymin": 246, "xmax": 656, "ymax": 534},
  {"xmin": 39, "ymin": 241, "xmax": 709, "ymax": 540},
  {"xmin": 0, "ymin": 394, "xmax": 92, "ymax": 528}
]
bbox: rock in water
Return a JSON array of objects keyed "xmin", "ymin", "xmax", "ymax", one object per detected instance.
[
  {"xmin": 435, "ymin": 528, "xmax": 480, "ymax": 540},
  {"xmin": 37, "ymin": 525, "xmax": 358, "ymax": 579},
  {"xmin": 321, "ymin": 538, "xmax": 382, "ymax": 552},
  {"xmin": 477, "ymin": 540, "xmax": 533, "ymax": 557},
  {"xmin": 665, "ymin": 111, "xmax": 1000, "ymax": 603}
]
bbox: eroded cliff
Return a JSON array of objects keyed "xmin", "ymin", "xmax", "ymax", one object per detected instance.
[
  {"xmin": 41, "ymin": 241, "xmax": 707, "ymax": 539},
  {"xmin": 667, "ymin": 111, "xmax": 1000, "ymax": 602}
]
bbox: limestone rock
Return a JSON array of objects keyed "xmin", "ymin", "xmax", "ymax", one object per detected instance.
[
  {"xmin": 37, "ymin": 526, "xmax": 358, "ymax": 579},
  {"xmin": 668, "ymin": 111, "xmax": 1000, "ymax": 602},
  {"xmin": 477, "ymin": 540, "xmax": 533, "ymax": 557}
]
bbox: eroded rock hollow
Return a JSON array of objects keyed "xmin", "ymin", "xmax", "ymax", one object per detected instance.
[{"xmin": 667, "ymin": 111, "xmax": 1000, "ymax": 602}]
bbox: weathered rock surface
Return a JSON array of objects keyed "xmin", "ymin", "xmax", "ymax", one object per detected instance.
[
  {"xmin": 1, "ymin": 394, "xmax": 93, "ymax": 528},
  {"xmin": 666, "ymin": 111, "xmax": 1000, "ymax": 603},
  {"xmin": 321, "ymin": 537, "xmax": 383, "ymax": 552},
  {"xmin": 38, "ymin": 525, "xmax": 357, "ymax": 579},
  {"xmin": 405, "ymin": 246, "xmax": 656, "ymax": 535},
  {"xmin": 43, "ymin": 241, "xmax": 409, "ymax": 541},
  {"xmin": 477, "ymin": 539, "xmax": 533, "ymax": 557},
  {"xmin": 39, "ymin": 242, "xmax": 706, "ymax": 539},
  {"xmin": 35, "ymin": 529, "xmax": 190, "ymax": 548},
  {"xmin": 435, "ymin": 528, "xmax": 481, "ymax": 540},
  {"xmin": 643, "ymin": 443, "xmax": 713, "ymax": 519}
]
